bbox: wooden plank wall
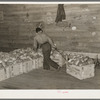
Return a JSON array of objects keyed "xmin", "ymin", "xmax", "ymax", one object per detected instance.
[
  {"xmin": 0, "ymin": 4, "xmax": 44, "ymax": 51},
  {"xmin": 0, "ymin": 4, "xmax": 100, "ymax": 53}
]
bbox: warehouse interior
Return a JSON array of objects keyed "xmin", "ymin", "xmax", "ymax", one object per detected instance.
[{"xmin": 0, "ymin": 4, "xmax": 100, "ymax": 89}]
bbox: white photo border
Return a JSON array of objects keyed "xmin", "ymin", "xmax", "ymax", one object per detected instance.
[{"xmin": 0, "ymin": 1, "xmax": 100, "ymax": 99}]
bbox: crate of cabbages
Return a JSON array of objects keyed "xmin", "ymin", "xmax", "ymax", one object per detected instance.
[{"xmin": 66, "ymin": 53, "xmax": 95, "ymax": 80}]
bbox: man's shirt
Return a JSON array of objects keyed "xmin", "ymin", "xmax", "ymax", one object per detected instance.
[{"xmin": 34, "ymin": 33, "xmax": 54, "ymax": 50}]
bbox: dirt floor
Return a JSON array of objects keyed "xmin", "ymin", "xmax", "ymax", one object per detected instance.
[{"xmin": 0, "ymin": 66, "xmax": 100, "ymax": 89}]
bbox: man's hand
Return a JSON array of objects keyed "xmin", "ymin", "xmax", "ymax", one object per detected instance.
[{"xmin": 52, "ymin": 46, "xmax": 57, "ymax": 51}]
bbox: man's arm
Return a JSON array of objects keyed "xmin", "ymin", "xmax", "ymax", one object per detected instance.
[{"xmin": 47, "ymin": 35, "xmax": 56, "ymax": 48}]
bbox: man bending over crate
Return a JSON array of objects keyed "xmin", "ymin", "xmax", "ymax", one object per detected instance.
[{"xmin": 33, "ymin": 27, "xmax": 61, "ymax": 71}]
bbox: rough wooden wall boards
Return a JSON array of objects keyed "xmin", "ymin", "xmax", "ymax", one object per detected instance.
[{"xmin": 0, "ymin": 4, "xmax": 100, "ymax": 53}]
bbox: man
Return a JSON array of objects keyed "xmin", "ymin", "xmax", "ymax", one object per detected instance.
[{"xmin": 33, "ymin": 27, "xmax": 61, "ymax": 70}]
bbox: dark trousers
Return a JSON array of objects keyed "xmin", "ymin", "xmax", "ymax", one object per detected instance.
[{"xmin": 41, "ymin": 42, "xmax": 59, "ymax": 70}]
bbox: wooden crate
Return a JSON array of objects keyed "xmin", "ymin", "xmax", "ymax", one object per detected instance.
[
  {"xmin": 15, "ymin": 60, "xmax": 24, "ymax": 75},
  {"xmin": 32, "ymin": 59, "xmax": 36, "ymax": 69},
  {"xmin": 19, "ymin": 62, "xmax": 24, "ymax": 74},
  {"xmin": 5, "ymin": 66, "xmax": 11, "ymax": 79},
  {"xmin": 38, "ymin": 57, "xmax": 43, "ymax": 68},
  {"xmin": 66, "ymin": 64, "xmax": 95, "ymax": 80},
  {"xmin": 0, "ymin": 66, "xmax": 6, "ymax": 81},
  {"xmin": 21, "ymin": 59, "xmax": 30, "ymax": 73},
  {"xmin": 12, "ymin": 63, "xmax": 20, "ymax": 76},
  {"xmin": 9, "ymin": 65, "xmax": 15, "ymax": 77},
  {"xmin": 26, "ymin": 60, "xmax": 33, "ymax": 72},
  {"xmin": 21, "ymin": 59, "xmax": 35, "ymax": 73},
  {"xmin": 34, "ymin": 58, "xmax": 39, "ymax": 69}
]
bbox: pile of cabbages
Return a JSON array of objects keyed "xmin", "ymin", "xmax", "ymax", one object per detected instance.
[
  {"xmin": 67, "ymin": 53, "xmax": 94, "ymax": 66},
  {"xmin": 0, "ymin": 48, "xmax": 43, "ymax": 68}
]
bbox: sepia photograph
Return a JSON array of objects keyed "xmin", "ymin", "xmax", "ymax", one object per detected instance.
[{"xmin": 0, "ymin": 2, "xmax": 100, "ymax": 92}]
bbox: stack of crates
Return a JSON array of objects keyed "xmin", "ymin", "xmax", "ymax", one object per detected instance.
[{"xmin": 0, "ymin": 55, "xmax": 44, "ymax": 82}]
